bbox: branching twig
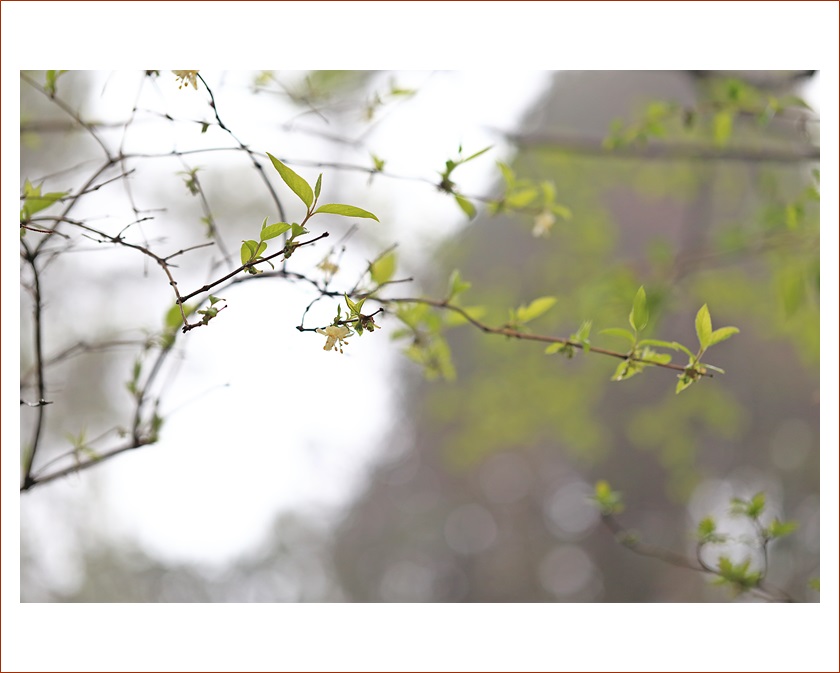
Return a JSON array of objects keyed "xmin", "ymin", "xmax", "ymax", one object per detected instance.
[{"xmin": 601, "ymin": 513, "xmax": 795, "ymax": 602}]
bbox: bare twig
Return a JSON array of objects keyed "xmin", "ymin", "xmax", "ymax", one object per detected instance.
[{"xmin": 177, "ymin": 232, "xmax": 330, "ymax": 307}]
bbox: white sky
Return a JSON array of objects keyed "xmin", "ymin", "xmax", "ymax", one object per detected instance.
[{"xmin": 3, "ymin": 3, "xmax": 838, "ymax": 673}]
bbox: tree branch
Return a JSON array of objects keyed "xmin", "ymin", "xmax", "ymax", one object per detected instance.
[{"xmin": 504, "ymin": 131, "xmax": 819, "ymax": 164}]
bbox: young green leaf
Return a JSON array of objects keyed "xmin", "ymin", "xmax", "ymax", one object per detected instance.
[
  {"xmin": 599, "ymin": 327, "xmax": 636, "ymax": 345},
  {"xmin": 629, "ymin": 286, "xmax": 649, "ymax": 332},
  {"xmin": 552, "ymin": 204, "xmax": 573, "ymax": 221},
  {"xmin": 777, "ymin": 94, "xmax": 812, "ymax": 111},
  {"xmin": 638, "ymin": 348, "xmax": 671, "ymax": 365},
  {"xmin": 571, "ymin": 320, "xmax": 592, "ymax": 353},
  {"xmin": 574, "ymin": 321, "xmax": 592, "ymax": 342},
  {"xmin": 747, "ymin": 492, "xmax": 766, "ymax": 518},
  {"xmin": 766, "ymin": 518, "xmax": 798, "ymax": 539},
  {"xmin": 676, "ymin": 371, "xmax": 697, "ymax": 394},
  {"xmin": 370, "ymin": 251, "xmax": 397, "ymax": 286},
  {"xmin": 20, "ymin": 179, "xmax": 68, "ymax": 220},
  {"xmin": 314, "ymin": 173, "xmax": 323, "ymax": 200},
  {"xmin": 505, "ymin": 187, "xmax": 538, "ymax": 208},
  {"xmin": 637, "ymin": 339, "xmax": 690, "ymax": 355},
  {"xmin": 541, "ymin": 180, "xmax": 556, "ymax": 206},
  {"xmin": 313, "ymin": 203, "xmax": 379, "ymax": 221},
  {"xmin": 447, "ymin": 270, "xmax": 471, "ymax": 301},
  {"xmin": 612, "ymin": 359, "xmax": 643, "ymax": 382},
  {"xmin": 516, "ymin": 296, "xmax": 557, "ymax": 324},
  {"xmin": 164, "ymin": 304, "xmax": 184, "ymax": 330},
  {"xmin": 731, "ymin": 492, "xmax": 765, "ymax": 518},
  {"xmin": 707, "ymin": 326, "xmax": 739, "ymax": 347},
  {"xmin": 371, "ymin": 154, "xmax": 386, "ymax": 172},
  {"xmin": 463, "ymin": 145, "xmax": 493, "ymax": 163},
  {"xmin": 443, "ymin": 306, "xmax": 486, "ymax": 327},
  {"xmin": 267, "ymin": 152, "xmax": 313, "ymax": 209},
  {"xmin": 241, "ymin": 240, "xmax": 258, "ymax": 264},
  {"xmin": 345, "ymin": 294, "xmax": 366, "ymax": 316},
  {"xmin": 695, "ymin": 304, "xmax": 712, "ymax": 349},
  {"xmin": 497, "ymin": 162, "xmax": 516, "ymax": 187},
  {"xmin": 290, "ymin": 222, "xmax": 308, "ymax": 238},
  {"xmin": 712, "ymin": 111, "xmax": 733, "ymax": 146},
  {"xmin": 163, "ymin": 302, "xmax": 196, "ymax": 330},
  {"xmin": 592, "ymin": 480, "xmax": 625, "ymax": 515},
  {"xmin": 260, "ymin": 222, "xmax": 292, "ymax": 241},
  {"xmin": 696, "ymin": 516, "xmax": 727, "ymax": 543},
  {"xmin": 454, "ymin": 194, "xmax": 476, "ymax": 219}
]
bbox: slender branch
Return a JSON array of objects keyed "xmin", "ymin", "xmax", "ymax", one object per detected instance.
[
  {"xmin": 20, "ymin": 223, "xmax": 68, "ymax": 237},
  {"xmin": 380, "ymin": 297, "xmax": 704, "ymax": 375},
  {"xmin": 20, "ymin": 241, "xmax": 48, "ymax": 489},
  {"xmin": 197, "ymin": 73, "xmax": 286, "ymax": 223},
  {"xmin": 60, "ymin": 170, "xmax": 135, "ymax": 200},
  {"xmin": 601, "ymin": 514, "xmax": 703, "ymax": 571},
  {"xmin": 21, "ymin": 338, "xmax": 152, "ymax": 382},
  {"xmin": 176, "ymin": 232, "xmax": 329, "ymax": 307},
  {"xmin": 163, "ymin": 241, "xmax": 215, "ymax": 262},
  {"xmin": 21, "ymin": 72, "xmax": 113, "ymax": 158},
  {"xmin": 176, "ymin": 160, "xmax": 233, "ymax": 266},
  {"xmin": 504, "ymin": 130, "xmax": 819, "ymax": 164},
  {"xmin": 22, "ymin": 439, "xmax": 154, "ymax": 492}
]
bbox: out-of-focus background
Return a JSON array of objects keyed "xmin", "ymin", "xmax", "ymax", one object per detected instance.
[{"xmin": 19, "ymin": 68, "xmax": 820, "ymax": 603}]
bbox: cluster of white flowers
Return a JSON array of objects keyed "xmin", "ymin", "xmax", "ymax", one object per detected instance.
[
  {"xmin": 172, "ymin": 70, "xmax": 199, "ymax": 90},
  {"xmin": 316, "ymin": 325, "xmax": 354, "ymax": 353}
]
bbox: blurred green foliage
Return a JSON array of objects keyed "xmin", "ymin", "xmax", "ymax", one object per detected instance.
[{"xmin": 417, "ymin": 74, "xmax": 818, "ymax": 509}]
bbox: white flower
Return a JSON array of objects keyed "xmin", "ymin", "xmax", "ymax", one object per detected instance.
[
  {"xmin": 172, "ymin": 70, "xmax": 199, "ymax": 90},
  {"xmin": 532, "ymin": 210, "xmax": 556, "ymax": 238},
  {"xmin": 316, "ymin": 325, "xmax": 354, "ymax": 353}
]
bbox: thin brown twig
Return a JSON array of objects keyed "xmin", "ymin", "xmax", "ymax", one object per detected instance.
[
  {"xmin": 176, "ymin": 232, "xmax": 330, "ymax": 307},
  {"xmin": 380, "ymin": 297, "xmax": 703, "ymax": 375}
]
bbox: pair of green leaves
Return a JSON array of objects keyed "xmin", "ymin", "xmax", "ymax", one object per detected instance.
[
  {"xmin": 20, "ymin": 179, "xmax": 68, "ymax": 223},
  {"xmin": 266, "ymin": 152, "xmax": 379, "ymax": 221},
  {"xmin": 509, "ymin": 296, "xmax": 557, "ymax": 328},
  {"xmin": 342, "ymin": 294, "xmax": 381, "ymax": 337},
  {"xmin": 238, "ymin": 154, "xmax": 380, "ymax": 275},
  {"xmin": 437, "ymin": 145, "xmax": 493, "ymax": 220}
]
